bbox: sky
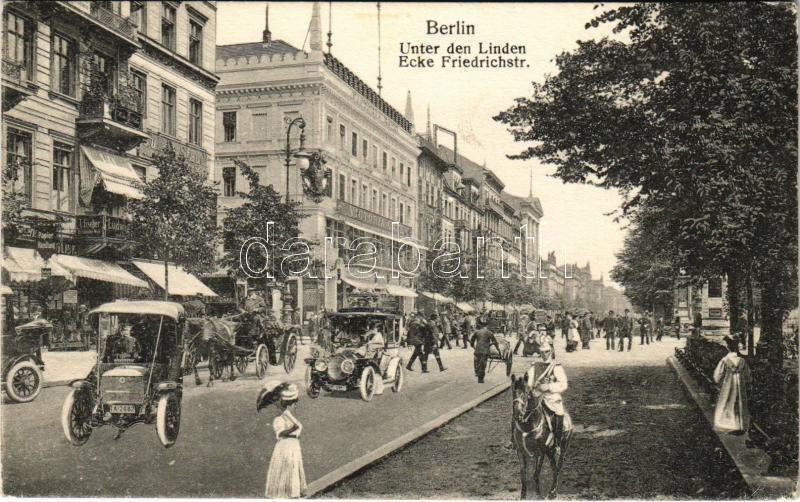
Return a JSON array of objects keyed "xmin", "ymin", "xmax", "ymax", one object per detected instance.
[{"xmin": 216, "ymin": 2, "xmax": 628, "ymax": 288}]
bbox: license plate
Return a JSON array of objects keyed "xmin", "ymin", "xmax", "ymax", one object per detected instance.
[
  {"xmin": 110, "ymin": 404, "xmax": 136, "ymax": 414},
  {"xmin": 328, "ymin": 384, "xmax": 348, "ymax": 391}
]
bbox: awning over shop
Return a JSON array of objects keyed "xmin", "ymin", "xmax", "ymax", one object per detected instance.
[
  {"xmin": 340, "ymin": 275, "xmax": 377, "ymax": 291},
  {"xmin": 2, "ymin": 247, "xmax": 69, "ymax": 283},
  {"xmin": 419, "ymin": 291, "xmax": 454, "ymax": 303},
  {"xmin": 50, "ymin": 254, "xmax": 147, "ymax": 288},
  {"xmin": 1, "ymin": 284, "xmax": 13, "ymax": 295},
  {"xmin": 456, "ymin": 302, "xmax": 475, "ymax": 312},
  {"xmin": 384, "ymin": 284, "xmax": 418, "ymax": 298},
  {"xmin": 80, "ymin": 145, "xmax": 143, "ymax": 204},
  {"xmin": 131, "ymin": 260, "xmax": 218, "ymax": 297}
]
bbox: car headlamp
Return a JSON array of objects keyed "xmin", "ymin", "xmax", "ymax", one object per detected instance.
[
  {"xmin": 340, "ymin": 359, "xmax": 355, "ymax": 374},
  {"xmin": 314, "ymin": 360, "xmax": 328, "ymax": 372}
]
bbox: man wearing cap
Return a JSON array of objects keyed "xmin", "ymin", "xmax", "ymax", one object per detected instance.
[
  {"xmin": 405, "ymin": 312, "xmax": 427, "ymax": 372},
  {"xmin": 525, "ymin": 339, "xmax": 570, "ymax": 453},
  {"xmin": 560, "ymin": 312, "xmax": 570, "ymax": 340},
  {"xmin": 603, "ymin": 310, "xmax": 617, "ymax": 350},
  {"xmin": 618, "ymin": 309, "xmax": 633, "ymax": 352},
  {"xmin": 470, "ymin": 320, "xmax": 502, "ymax": 383},
  {"xmin": 579, "ymin": 312, "xmax": 592, "ymax": 349},
  {"xmin": 423, "ymin": 313, "xmax": 446, "ymax": 372}
]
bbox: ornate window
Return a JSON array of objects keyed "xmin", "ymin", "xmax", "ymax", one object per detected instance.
[
  {"xmin": 51, "ymin": 33, "xmax": 76, "ymax": 96},
  {"xmin": 223, "ymin": 111, "xmax": 237, "ymax": 142},
  {"xmin": 3, "ymin": 11, "xmax": 34, "ymax": 81},
  {"xmin": 161, "ymin": 84, "xmax": 176, "ymax": 136},
  {"xmin": 188, "ymin": 98, "xmax": 203, "ymax": 145},
  {"xmin": 188, "ymin": 19, "xmax": 203, "ymax": 65}
]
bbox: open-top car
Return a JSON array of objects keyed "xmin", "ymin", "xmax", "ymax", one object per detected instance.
[
  {"xmin": 2, "ymin": 319, "xmax": 49, "ymax": 403},
  {"xmin": 304, "ymin": 308, "xmax": 404, "ymax": 401},
  {"xmin": 61, "ymin": 301, "xmax": 185, "ymax": 448}
]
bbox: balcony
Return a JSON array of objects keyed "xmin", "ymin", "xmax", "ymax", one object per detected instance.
[
  {"xmin": 75, "ymin": 214, "xmax": 136, "ymax": 255},
  {"xmin": 454, "ymin": 219, "xmax": 469, "ymax": 231},
  {"xmin": 484, "ymin": 198, "xmax": 504, "ymax": 215},
  {"xmin": 336, "ymin": 200, "xmax": 412, "ymax": 237},
  {"xmin": 1, "ymin": 58, "xmax": 34, "ymax": 111},
  {"xmin": 88, "ymin": 2, "xmax": 137, "ymax": 42},
  {"xmin": 135, "ymin": 132, "xmax": 209, "ymax": 172},
  {"xmin": 77, "ymin": 77, "xmax": 148, "ymax": 151}
]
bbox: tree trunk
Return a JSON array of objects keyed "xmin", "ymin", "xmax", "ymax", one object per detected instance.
[
  {"xmin": 746, "ymin": 271, "xmax": 755, "ymax": 356},
  {"xmin": 164, "ymin": 257, "xmax": 169, "ymax": 301}
]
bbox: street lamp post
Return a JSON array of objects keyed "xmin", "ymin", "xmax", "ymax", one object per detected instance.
[{"xmin": 284, "ymin": 117, "xmax": 309, "ymax": 204}]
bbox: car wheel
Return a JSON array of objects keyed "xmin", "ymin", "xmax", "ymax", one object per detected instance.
[
  {"xmin": 156, "ymin": 392, "xmax": 181, "ymax": 448},
  {"xmin": 391, "ymin": 364, "xmax": 404, "ymax": 393},
  {"xmin": 5, "ymin": 360, "xmax": 42, "ymax": 403},
  {"xmin": 282, "ymin": 334, "xmax": 297, "ymax": 373},
  {"xmin": 61, "ymin": 388, "xmax": 92, "ymax": 446},
  {"xmin": 359, "ymin": 366, "xmax": 376, "ymax": 402},
  {"xmin": 305, "ymin": 366, "xmax": 320, "ymax": 399},
  {"xmin": 255, "ymin": 344, "xmax": 269, "ymax": 379}
]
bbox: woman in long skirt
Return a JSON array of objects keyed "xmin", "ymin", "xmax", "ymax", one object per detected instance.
[
  {"xmin": 257, "ymin": 382, "xmax": 307, "ymax": 498},
  {"xmin": 713, "ymin": 336, "xmax": 751, "ymax": 433}
]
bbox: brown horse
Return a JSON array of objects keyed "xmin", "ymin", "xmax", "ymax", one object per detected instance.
[
  {"xmin": 184, "ymin": 317, "xmax": 237, "ymax": 386},
  {"xmin": 511, "ymin": 374, "xmax": 572, "ymax": 499}
]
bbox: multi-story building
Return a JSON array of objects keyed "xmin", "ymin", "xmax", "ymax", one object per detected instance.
[
  {"xmin": 541, "ymin": 251, "xmax": 564, "ymax": 298},
  {"xmin": 215, "ymin": 3, "xmax": 419, "ymax": 318},
  {"xmin": 2, "ymin": 1, "xmax": 218, "ymax": 322},
  {"xmin": 673, "ymin": 276, "xmax": 728, "ymax": 330},
  {"xmin": 503, "ymin": 192, "xmax": 543, "ymax": 285}
]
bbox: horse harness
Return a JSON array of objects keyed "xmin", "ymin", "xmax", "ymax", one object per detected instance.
[{"xmin": 514, "ymin": 362, "xmax": 556, "ymax": 456}]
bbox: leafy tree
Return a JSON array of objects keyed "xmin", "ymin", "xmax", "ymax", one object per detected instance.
[
  {"xmin": 2, "ymin": 158, "xmax": 32, "ymax": 243},
  {"xmin": 220, "ymin": 159, "xmax": 304, "ymax": 300},
  {"xmin": 494, "ymin": 3, "xmax": 797, "ymax": 365},
  {"xmin": 128, "ymin": 148, "xmax": 219, "ymax": 300}
]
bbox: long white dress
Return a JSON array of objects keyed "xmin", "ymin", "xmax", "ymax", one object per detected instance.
[
  {"xmin": 265, "ymin": 410, "xmax": 307, "ymax": 498},
  {"xmin": 712, "ymin": 352, "xmax": 751, "ymax": 432},
  {"xmin": 568, "ymin": 320, "xmax": 580, "ymax": 343}
]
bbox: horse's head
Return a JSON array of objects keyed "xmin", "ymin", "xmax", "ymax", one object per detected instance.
[{"xmin": 511, "ymin": 375, "xmax": 530, "ymax": 420}]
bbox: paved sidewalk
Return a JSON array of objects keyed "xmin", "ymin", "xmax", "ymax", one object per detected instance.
[{"xmin": 668, "ymin": 355, "xmax": 796, "ymax": 498}]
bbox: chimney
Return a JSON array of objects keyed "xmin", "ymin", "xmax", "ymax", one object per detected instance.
[
  {"xmin": 262, "ymin": 3, "xmax": 272, "ymax": 44},
  {"xmin": 309, "ymin": 1, "xmax": 322, "ymax": 52}
]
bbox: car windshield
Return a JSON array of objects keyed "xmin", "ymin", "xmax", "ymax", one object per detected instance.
[{"xmin": 100, "ymin": 314, "xmax": 176, "ymax": 364}]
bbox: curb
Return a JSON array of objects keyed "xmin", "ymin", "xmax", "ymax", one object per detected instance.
[
  {"xmin": 667, "ymin": 356, "xmax": 796, "ymax": 498},
  {"xmin": 305, "ymin": 379, "xmax": 512, "ymax": 498}
]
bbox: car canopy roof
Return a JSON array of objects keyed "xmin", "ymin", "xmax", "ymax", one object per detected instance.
[
  {"xmin": 89, "ymin": 300, "xmax": 185, "ymax": 320},
  {"xmin": 328, "ymin": 308, "xmax": 401, "ymax": 320}
]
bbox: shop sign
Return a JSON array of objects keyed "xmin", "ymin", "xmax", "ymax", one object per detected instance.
[
  {"xmin": 63, "ymin": 290, "xmax": 78, "ymax": 304},
  {"xmin": 708, "ymin": 308, "xmax": 723, "ymax": 319},
  {"xmin": 36, "ymin": 222, "xmax": 58, "ymax": 260}
]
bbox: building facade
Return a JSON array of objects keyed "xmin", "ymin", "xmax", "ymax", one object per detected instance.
[
  {"xmin": 2, "ymin": 1, "xmax": 218, "ymax": 324},
  {"xmin": 215, "ymin": 3, "xmax": 419, "ymax": 318}
]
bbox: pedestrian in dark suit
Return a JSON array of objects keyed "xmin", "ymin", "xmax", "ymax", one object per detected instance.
[
  {"xmin": 579, "ymin": 313, "xmax": 592, "ymax": 349},
  {"xmin": 639, "ymin": 313, "xmax": 651, "ymax": 345},
  {"xmin": 423, "ymin": 313, "xmax": 446, "ymax": 372},
  {"xmin": 405, "ymin": 313, "xmax": 427, "ymax": 372},
  {"xmin": 462, "ymin": 313, "xmax": 474, "ymax": 349},
  {"xmin": 439, "ymin": 311, "xmax": 453, "ymax": 349},
  {"xmin": 618, "ymin": 309, "xmax": 633, "ymax": 351},
  {"xmin": 603, "ymin": 310, "xmax": 617, "ymax": 350},
  {"xmin": 560, "ymin": 314, "xmax": 570, "ymax": 340},
  {"xmin": 470, "ymin": 322, "xmax": 501, "ymax": 383},
  {"xmin": 655, "ymin": 317, "xmax": 664, "ymax": 341}
]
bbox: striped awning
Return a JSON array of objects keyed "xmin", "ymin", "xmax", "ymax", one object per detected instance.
[
  {"xmin": 384, "ymin": 284, "xmax": 418, "ymax": 298},
  {"xmin": 50, "ymin": 254, "xmax": 147, "ymax": 288},
  {"xmin": 2, "ymin": 247, "xmax": 69, "ymax": 283},
  {"xmin": 131, "ymin": 260, "xmax": 218, "ymax": 297},
  {"xmin": 341, "ymin": 275, "xmax": 377, "ymax": 291}
]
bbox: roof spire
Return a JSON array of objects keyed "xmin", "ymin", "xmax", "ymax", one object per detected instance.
[
  {"xmin": 309, "ymin": 1, "xmax": 322, "ymax": 52},
  {"xmin": 529, "ymin": 167, "xmax": 533, "ymax": 198},
  {"xmin": 377, "ymin": 2, "xmax": 383, "ymax": 96},
  {"xmin": 426, "ymin": 104, "xmax": 432, "ymax": 141},
  {"xmin": 262, "ymin": 3, "xmax": 271, "ymax": 44},
  {"xmin": 404, "ymin": 90, "xmax": 415, "ymax": 131},
  {"xmin": 326, "ymin": 0, "xmax": 333, "ymax": 53}
]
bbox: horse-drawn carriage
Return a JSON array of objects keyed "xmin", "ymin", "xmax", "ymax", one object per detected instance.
[
  {"xmin": 61, "ymin": 301, "xmax": 185, "ymax": 448},
  {"xmin": 183, "ymin": 310, "xmax": 300, "ymax": 385},
  {"xmin": 304, "ymin": 308, "xmax": 404, "ymax": 401},
  {"xmin": 2, "ymin": 319, "xmax": 49, "ymax": 403}
]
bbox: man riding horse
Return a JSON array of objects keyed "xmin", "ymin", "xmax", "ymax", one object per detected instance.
[{"xmin": 524, "ymin": 339, "xmax": 569, "ymax": 454}]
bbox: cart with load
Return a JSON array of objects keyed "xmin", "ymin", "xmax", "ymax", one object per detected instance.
[{"xmin": 487, "ymin": 336, "xmax": 514, "ymax": 376}]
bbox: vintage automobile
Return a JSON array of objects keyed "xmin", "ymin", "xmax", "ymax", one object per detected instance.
[
  {"xmin": 304, "ymin": 308, "xmax": 404, "ymax": 401},
  {"xmin": 2, "ymin": 319, "xmax": 49, "ymax": 403},
  {"xmin": 61, "ymin": 301, "xmax": 185, "ymax": 448}
]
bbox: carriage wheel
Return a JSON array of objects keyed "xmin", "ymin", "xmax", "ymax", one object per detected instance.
[
  {"xmin": 235, "ymin": 354, "xmax": 248, "ymax": 375},
  {"xmin": 156, "ymin": 392, "xmax": 181, "ymax": 448},
  {"xmin": 5, "ymin": 360, "xmax": 42, "ymax": 403},
  {"xmin": 61, "ymin": 388, "xmax": 92, "ymax": 446},
  {"xmin": 255, "ymin": 344, "xmax": 269, "ymax": 379},
  {"xmin": 505, "ymin": 351, "xmax": 514, "ymax": 377},
  {"xmin": 211, "ymin": 357, "xmax": 224, "ymax": 380},
  {"xmin": 282, "ymin": 334, "xmax": 298, "ymax": 374}
]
